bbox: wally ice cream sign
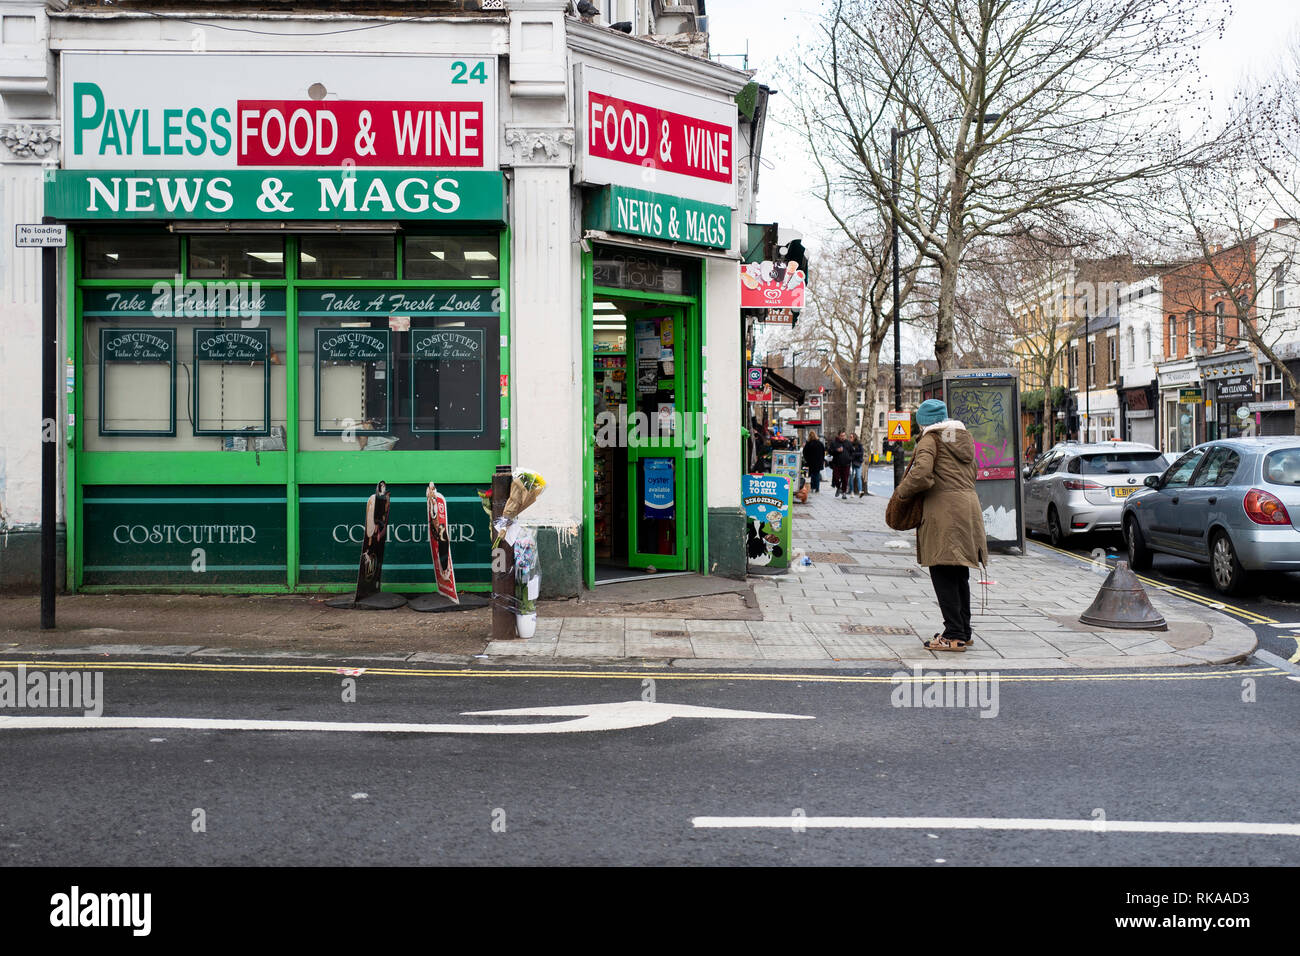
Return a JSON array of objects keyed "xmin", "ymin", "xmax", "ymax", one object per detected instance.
[{"xmin": 740, "ymin": 260, "xmax": 806, "ymax": 310}]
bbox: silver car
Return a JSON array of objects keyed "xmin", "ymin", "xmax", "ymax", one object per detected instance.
[
  {"xmin": 1023, "ymin": 441, "xmax": 1171, "ymax": 546},
  {"xmin": 1121, "ymin": 437, "xmax": 1300, "ymax": 595}
]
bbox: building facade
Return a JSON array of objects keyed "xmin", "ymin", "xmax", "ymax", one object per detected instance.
[{"xmin": 0, "ymin": 0, "xmax": 762, "ymax": 593}]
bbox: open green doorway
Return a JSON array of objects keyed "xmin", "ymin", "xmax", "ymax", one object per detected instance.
[{"xmin": 591, "ymin": 297, "xmax": 692, "ymax": 582}]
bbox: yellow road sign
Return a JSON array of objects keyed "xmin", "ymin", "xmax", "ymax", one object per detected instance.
[{"xmin": 887, "ymin": 415, "xmax": 911, "ymax": 440}]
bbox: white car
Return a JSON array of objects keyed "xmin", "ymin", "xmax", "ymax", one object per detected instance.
[{"xmin": 1023, "ymin": 441, "xmax": 1171, "ymax": 546}]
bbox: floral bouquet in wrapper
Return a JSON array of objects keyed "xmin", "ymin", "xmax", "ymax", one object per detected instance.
[
  {"xmin": 492, "ymin": 469, "xmax": 547, "ymax": 546},
  {"xmin": 477, "ymin": 488, "xmax": 493, "ymax": 518}
]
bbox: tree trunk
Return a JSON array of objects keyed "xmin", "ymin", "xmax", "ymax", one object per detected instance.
[
  {"xmin": 934, "ymin": 232, "xmax": 964, "ymax": 371},
  {"xmin": 865, "ymin": 342, "xmax": 882, "ymax": 457}
]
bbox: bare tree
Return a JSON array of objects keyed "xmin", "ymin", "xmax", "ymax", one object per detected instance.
[{"xmin": 785, "ymin": 0, "xmax": 1226, "ymax": 372}]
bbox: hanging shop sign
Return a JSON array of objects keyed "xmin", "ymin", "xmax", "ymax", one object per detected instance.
[
  {"xmin": 742, "ymin": 474, "xmax": 791, "ymax": 570},
  {"xmin": 740, "ymin": 260, "xmax": 806, "ymax": 309},
  {"xmin": 1179, "ymin": 387, "xmax": 1204, "ymax": 404},
  {"xmin": 759, "ymin": 309, "xmax": 796, "ymax": 325},
  {"xmin": 643, "ymin": 457, "xmax": 676, "ymax": 520},
  {"xmin": 747, "ymin": 384, "xmax": 773, "ymax": 403},
  {"xmin": 585, "ymin": 185, "xmax": 731, "ymax": 249},
  {"xmin": 82, "ymin": 485, "xmax": 288, "ymax": 586},
  {"xmin": 298, "ymin": 484, "xmax": 492, "ymax": 587},
  {"xmin": 44, "ymin": 169, "xmax": 506, "ymax": 221},
  {"xmin": 575, "ymin": 64, "xmax": 737, "ymax": 208},
  {"xmin": 298, "ymin": 288, "xmax": 499, "ymax": 317},
  {"xmin": 61, "ymin": 53, "xmax": 498, "ymax": 170}
]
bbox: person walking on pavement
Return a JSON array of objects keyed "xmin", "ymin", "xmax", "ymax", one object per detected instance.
[
  {"xmin": 849, "ymin": 432, "xmax": 866, "ymax": 496},
  {"xmin": 893, "ymin": 399, "xmax": 989, "ymax": 651},
  {"xmin": 802, "ymin": 431, "xmax": 826, "ymax": 494},
  {"xmin": 828, "ymin": 429, "xmax": 852, "ymax": 498}
]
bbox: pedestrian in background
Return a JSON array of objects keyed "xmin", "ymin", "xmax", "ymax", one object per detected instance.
[
  {"xmin": 802, "ymin": 431, "xmax": 825, "ymax": 494},
  {"xmin": 828, "ymin": 429, "xmax": 852, "ymax": 499},
  {"xmin": 849, "ymin": 432, "xmax": 866, "ymax": 497},
  {"xmin": 894, "ymin": 399, "xmax": 988, "ymax": 651}
]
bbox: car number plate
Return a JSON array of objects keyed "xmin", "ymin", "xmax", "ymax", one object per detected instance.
[{"xmin": 1111, "ymin": 487, "xmax": 1137, "ymax": 498}]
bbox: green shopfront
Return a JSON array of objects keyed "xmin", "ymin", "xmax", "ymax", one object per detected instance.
[{"xmin": 50, "ymin": 52, "xmax": 509, "ymax": 593}]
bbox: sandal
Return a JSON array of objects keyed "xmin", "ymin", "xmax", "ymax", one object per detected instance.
[{"xmin": 923, "ymin": 635, "xmax": 967, "ymax": 652}]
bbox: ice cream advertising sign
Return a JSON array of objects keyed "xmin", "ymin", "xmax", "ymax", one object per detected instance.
[
  {"xmin": 61, "ymin": 53, "xmax": 498, "ymax": 169},
  {"xmin": 576, "ymin": 64, "xmax": 737, "ymax": 208},
  {"xmin": 740, "ymin": 260, "xmax": 807, "ymax": 309}
]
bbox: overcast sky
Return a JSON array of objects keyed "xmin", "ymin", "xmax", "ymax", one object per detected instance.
[
  {"xmin": 710, "ymin": 0, "xmax": 1300, "ymax": 247},
  {"xmin": 709, "ymin": 0, "xmax": 1300, "ymax": 361}
]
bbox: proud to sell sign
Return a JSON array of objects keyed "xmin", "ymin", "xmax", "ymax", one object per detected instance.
[{"xmin": 61, "ymin": 53, "xmax": 498, "ymax": 170}]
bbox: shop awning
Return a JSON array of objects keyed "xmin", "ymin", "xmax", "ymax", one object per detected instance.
[{"xmin": 765, "ymin": 368, "xmax": 805, "ymax": 403}]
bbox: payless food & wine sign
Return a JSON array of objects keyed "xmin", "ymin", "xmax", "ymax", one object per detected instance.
[{"xmin": 50, "ymin": 53, "xmax": 504, "ymax": 221}]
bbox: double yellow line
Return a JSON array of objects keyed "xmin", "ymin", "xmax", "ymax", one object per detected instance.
[{"xmin": 0, "ymin": 658, "xmax": 1287, "ymax": 684}]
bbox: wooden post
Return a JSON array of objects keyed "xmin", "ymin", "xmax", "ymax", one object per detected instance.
[{"xmin": 490, "ymin": 464, "xmax": 516, "ymax": 641}]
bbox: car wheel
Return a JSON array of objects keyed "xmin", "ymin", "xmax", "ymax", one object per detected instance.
[
  {"xmin": 1124, "ymin": 516, "xmax": 1152, "ymax": 572},
  {"xmin": 1047, "ymin": 506, "xmax": 1068, "ymax": 548},
  {"xmin": 1210, "ymin": 532, "xmax": 1246, "ymax": 596}
]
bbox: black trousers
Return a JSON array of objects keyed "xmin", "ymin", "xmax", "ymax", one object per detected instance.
[{"xmin": 929, "ymin": 564, "xmax": 972, "ymax": 642}]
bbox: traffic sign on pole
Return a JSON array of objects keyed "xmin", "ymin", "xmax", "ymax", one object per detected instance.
[
  {"xmin": 15, "ymin": 223, "xmax": 66, "ymax": 248},
  {"xmin": 887, "ymin": 412, "xmax": 911, "ymax": 441}
]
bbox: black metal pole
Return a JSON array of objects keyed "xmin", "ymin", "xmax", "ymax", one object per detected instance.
[
  {"xmin": 490, "ymin": 464, "xmax": 516, "ymax": 641},
  {"xmin": 891, "ymin": 127, "xmax": 904, "ymax": 489},
  {"xmin": 40, "ymin": 219, "xmax": 57, "ymax": 630},
  {"xmin": 1084, "ymin": 311, "xmax": 1090, "ymax": 441}
]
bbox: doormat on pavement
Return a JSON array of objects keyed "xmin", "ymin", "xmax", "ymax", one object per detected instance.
[
  {"xmin": 837, "ymin": 565, "xmax": 920, "ymax": 578},
  {"xmin": 804, "ymin": 551, "xmax": 854, "ymax": 563},
  {"xmin": 841, "ymin": 624, "xmax": 915, "ymax": 635}
]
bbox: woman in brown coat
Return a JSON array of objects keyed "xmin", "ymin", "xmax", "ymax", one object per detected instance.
[{"xmin": 894, "ymin": 399, "xmax": 989, "ymax": 651}]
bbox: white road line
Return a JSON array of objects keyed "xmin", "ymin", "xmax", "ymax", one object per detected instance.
[
  {"xmin": 0, "ymin": 701, "xmax": 814, "ymax": 736},
  {"xmin": 1266, "ymin": 623, "xmax": 1300, "ymax": 629},
  {"xmin": 691, "ymin": 816, "xmax": 1300, "ymax": 836}
]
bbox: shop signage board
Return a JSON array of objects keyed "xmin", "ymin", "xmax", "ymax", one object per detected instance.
[
  {"xmin": 747, "ymin": 366, "xmax": 763, "ymax": 389},
  {"xmin": 82, "ymin": 485, "xmax": 288, "ymax": 586},
  {"xmin": 44, "ymin": 169, "xmax": 506, "ymax": 221},
  {"xmin": 585, "ymin": 185, "xmax": 731, "ymax": 249},
  {"xmin": 298, "ymin": 288, "xmax": 498, "ymax": 317},
  {"xmin": 61, "ymin": 54, "xmax": 498, "ymax": 170},
  {"xmin": 742, "ymin": 474, "xmax": 791, "ymax": 570},
  {"xmin": 299, "ymin": 484, "xmax": 492, "ymax": 587},
  {"xmin": 575, "ymin": 64, "xmax": 737, "ymax": 208},
  {"xmin": 747, "ymin": 385, "xmax": 773, "ymax": 403},
  {"xmin": 316, "ymin": 328, "xmax": 390, "ymax": 362},
  {"xmin": 1216, "ymin": 376, "xmax": 1254, "ymax": 400},
  {"xmin": 1247, "ymin": 400, "xmax": 1296, "ymax": 412},
  {"xmin": 1179, "ymin": 387, "xmax": 1204, "ymax": 404},
  {"xmin": 740, "ymin": 260, "xmax": 807, "ymax": 309},
  {"xmin": 772, "ymin": 451, "xmax": 800, "ymax": 485},
  {"xmin": 195, "ymin": 328, "xmax": 268, "ymax": 362}
]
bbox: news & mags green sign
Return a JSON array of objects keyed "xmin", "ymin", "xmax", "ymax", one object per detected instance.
[
  {"xmin": 44, "ymin": 169, "xmax": 506, "ymax": 221},
  {"xmin": 586, "ymin": 185, "xmax": 732, "ymax": 249}
]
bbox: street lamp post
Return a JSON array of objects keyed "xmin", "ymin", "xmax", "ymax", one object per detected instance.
[{"xmin": 889, "ymin": 112, "xmax": 1000, "ymax": 488}]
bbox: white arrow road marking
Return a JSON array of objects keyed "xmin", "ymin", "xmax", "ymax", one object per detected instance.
[
  {"xmin": 0, "ymin": 701, "xmax": 813, "ymax": 736},
  {"xmin": 691, "ymin": 816, "xmax": 1300, "ymax": 836}
]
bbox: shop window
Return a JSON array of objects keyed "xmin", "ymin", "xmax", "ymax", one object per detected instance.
[
  {"xmin": 192, "ymin": 328, "xmax": 271, "ymax": 437},
  {"xmin": 592, "ymin": 245, "xmax": 700, "ymax": 297},
  {"xmin": 299, "ymin": 236, "xmax": 396, "ymax": 280},
  {"xmin": 404, "ymin": 235, "xmax": 500, "ymax": 281},
  {"xmin": 313, "ymin": 327, "xmax": 393, "ymax": 438},
  {"xmin": 189, "ymin": 237, "xmax": 287, "ymax": 279},
  {"xmin": 82, "ymin": 233, "xmax": 180, "ymax": 278},
  {"xmin": 98, "ymin": 328, "xmax": 176, "ymax": 436}
]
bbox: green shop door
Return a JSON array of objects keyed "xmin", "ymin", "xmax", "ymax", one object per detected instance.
[{"xmin": 626, "ymin": 308, "xmax": 687, "ymax": 571}]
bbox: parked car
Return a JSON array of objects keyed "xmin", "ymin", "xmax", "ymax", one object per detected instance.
[
  {"xmin": 1023, "ymin": 441, "xmax": 1171, "ymax": 546},
  {"xmin": 1121, "ymin": 437, "xmax": 1300, "ymax": 594}
]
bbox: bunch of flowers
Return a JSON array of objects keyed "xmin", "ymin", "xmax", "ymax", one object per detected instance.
[{"xmin": 492, "ymin": 469, "xmax": 547, "ymax": 547}]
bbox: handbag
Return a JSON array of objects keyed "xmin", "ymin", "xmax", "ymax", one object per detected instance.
[{"xmin": 885, "ymin": 443, "xmax": 925, "ymax": 531}]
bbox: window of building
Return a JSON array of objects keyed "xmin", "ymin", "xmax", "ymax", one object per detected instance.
[
  {"xmin": 1214, "ymin": 302, "xmax": 1225, "ymax": 348},
  {"xmin": 1274, "ymin": 265, "xmax": 1287, "ymax": 312},
  {"xmin": 1263, "ymin": 362, "xmax": 1283, "ymax": 401},
  {"xmin": 188, "ymin": 237, "xmax": 286, "ymax": 279},
  {"xmin": 298, "ymin": 236, "xmax": 397, "ymax": 280},
  {"xmin": 404, "ymin": 235, "xmax": 500, "ymax": 281},
  {"xmin": 82, "ymin": 232, "xmax": 181, "ymax": 278},
  {"xmin": 1087, "ymin": 341, "xmax": 1096, "ymax": 388},
  {"xmin": 1168, "ymin": 315, "xmax": 1176, "ymax": 355},
  {"xmin": 1145, "ymin": 323, "xmax": 1153, "ymax": 360},
  {"xmin": 1127, "ymin": 327, "xmax": 1135, "ymax": 364},
  {"xmin": 1108, "ymin": 337, "xmax": 1117, "ymax": 383},
  {"xmin": 1186, "ymin": 311, "xmax": 1196, "ymax": 352}
]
